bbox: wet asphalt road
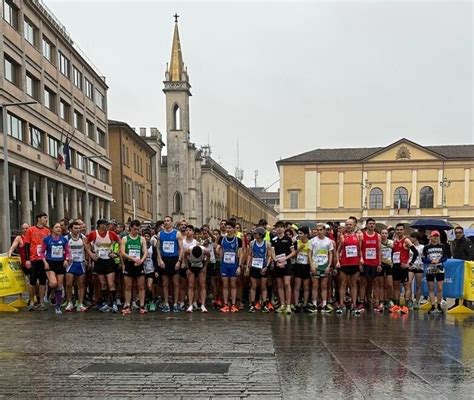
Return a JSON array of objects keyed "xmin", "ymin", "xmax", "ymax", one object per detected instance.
[{"xmin": 0, "ymin": 309, "xmax": 473, "ymax": 399}]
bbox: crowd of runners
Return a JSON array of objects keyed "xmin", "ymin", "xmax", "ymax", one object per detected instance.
[{"xmin": 7, "ymin": 212, "xmax": 474, "ymax": 316}]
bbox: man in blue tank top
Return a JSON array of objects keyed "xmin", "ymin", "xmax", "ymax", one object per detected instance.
[
  {"xmin": 156, "ymin": 216, "xmax": 183, "ymax": 313},
  {"xmin": 216, "ymin": 220, "xmax": 243, "ymax": 313}
]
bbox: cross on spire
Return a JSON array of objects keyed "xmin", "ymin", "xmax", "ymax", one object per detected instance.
[{"xmin": 173, "ymin": 13, "xmax": 180, "ymax": 23}]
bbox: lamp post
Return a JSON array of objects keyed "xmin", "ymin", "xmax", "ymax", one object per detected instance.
[
  {"xmin": 361, "ymin": 179, "xmax": 372, "ymax": 209},
  {"xmin": 439, "ymin": 177, "xmax": 451, "ymax": 207},
  {"xmin": 83, "ymin": 154, "xmax": 107, "ymax": 232},
  {"xmin": 1, "ymin": 101, "xmax": 37, "ymax": 251}
]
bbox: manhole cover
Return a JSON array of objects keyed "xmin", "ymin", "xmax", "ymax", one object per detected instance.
[{"xmin": 82, "ymin": 362, "xmax": 231, "ymax": 374}]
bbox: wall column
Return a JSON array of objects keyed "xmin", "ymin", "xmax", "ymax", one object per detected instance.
[
  {"xmin": 464, "ymin": 169, "xmax": 470, "ymax": 206},
  {"xmin": 104, "ymin": 201, "xmax": 111, "ymax": 220},
  {"xmin": 20, "ymin": 169, "xmax": 30, "ymax": 225},
  {"xmin": 56, "ymin": 183, "xmax": 64, "ymax": 219},
  {"xmin": 338, "ymin": 172, "xmax": 344, "ymax": 208},
  {"xmin": 70, "ymin": 188, "xmax": 78, "ymax": 219},
  {"xmin": 39, "ymin": 176, "xmax": 48, "ymax": 214},
  {"xmin": 93, "ymin": 196, "xmax": 100, "ymax": 224}
]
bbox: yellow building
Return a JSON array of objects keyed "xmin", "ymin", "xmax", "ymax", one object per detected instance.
[{"xmin": 277, "ymin": 139, "xmax": 474, "ymax": 228}]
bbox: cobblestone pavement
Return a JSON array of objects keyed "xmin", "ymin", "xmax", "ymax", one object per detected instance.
[{"xmin": 0, "ymin": 309, "xmax": 473, "ymax": 399}]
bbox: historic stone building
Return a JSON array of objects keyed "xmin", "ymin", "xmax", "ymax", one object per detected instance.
[{"xmin": 277, "ymin": 138, "xmax": 474, "ymax": 228}]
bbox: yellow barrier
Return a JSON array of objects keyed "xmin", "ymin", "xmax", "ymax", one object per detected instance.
[
  {"xmin": 447, "ymin": 261, "xmax": 474, "ymax": 315},
  {"xmin": 0, "ymin": 256, "xmax": 27, "ymax": 312}
]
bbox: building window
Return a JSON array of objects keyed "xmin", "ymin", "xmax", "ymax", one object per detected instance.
[
  {"xmin": 419, "ymin": 186, "xmax": 434, "ymax": 209},
  {"xmin": 75, "ymin": 152, "xmax": 84, "ymax": 171},
  {"xmin": 42, "ymin": 36, "xmax": 53, "ymax": 62},
  {"xmin": 99, "ymin": 166, "xmax": 108, "ymax": 183},
  {"xmin": 173, "ymin": 104, "xmax": 181, "ymax": 130},
  {"xmin": 87, "ymin": 160, "xmax": 96, "ymax": 177},
  {"xmin": 96, "ymin": 127, "xmax": 106, "ymax": 147},
  {"xmin": 73, "ymin": 110, "xmax": 83, "ymax": 131},
  {"xmin": 7, "ymin": 113, "xmax": 23, "ymax": 141},
  {"xmin": 393, "ymin": 187, "xmax": 409, "ymax": 209},
  {"xmin": 47, "ymin": 135, "xmax": 59, "ymax": 158},
  {"xmin": 23, "ymin": 18, "xmax": 38, "ymax": 47},
  {"xmin": 58, "ymin": 51, "xmax": 70, "ymax": 77},
  {"xmin": 85, "ymin": 78, "xmax": 93, "ymax": 99},
  {"xmin": 73, "ymin": 66, "xmax": 83, "ymax": 89},
  {"xmin": 60, "ymin": 99, "xmax": 71, "ymax": 122},
  {"xmin": 3, "ymin": 0, "xmax": 18, "ymax": 29},
  {"xmin": 4, "ymin": 55, "xmax": 20, "ymax": 87},
  {"xmin": 26, "ymin": 73, "xmax": 40, "ymax": 100},
  {"xmin": 289, "ymin": 190, "xmax": 299, "ymax": 209},
  {"xmin": 29, "ymin": 125, "xmax": 44, "ymax": 151},
  {"xmin": 369, "ymin": 187, "xmax": 383, "ymax": 209},
  {"xmin": 94, "ymin": 88, "xmax": 105, "ymax": 110},
  {"xmin": 44, "ymin": 87, "xmax": 56, "ymax": 112},
  {"xmin": 86, "ymin": 120, "xmax": 95, "ymax": 140},
  {"xmin": 174, "ymin": 192, "xmax": 182, "ymax": 214}
]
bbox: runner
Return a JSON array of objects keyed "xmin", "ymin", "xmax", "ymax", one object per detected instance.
[
  {"xmin": 408, "ymin": 232, "xmax": 425, "ymax": 310},
  {"xmin": 86, "ymin": 219, "xmax": 121, "ymax": 313},
  {"xmin": 310, "ymin": 223, "xmax": 334, "ymax": 313},
  {"xmin": 360, "ymin": 218, "xmax": 382, "ymax": 312},
  {"xmin": 181, "ymin": 225, "xmax": 198, "ymax": 310},
  {"xmin": 41, "ymin": 222, "xmax": 70, "ymax": 315},
  {"xmin": 8, "ymin": 223, "xmax": 32, "ymax": 304},
  {"xmin": 201, "ymin": 226, "xmax": 218, "ymax": 308},
  {"xmin": 423, "ymin": 230, "xmax": 448, "ymax": 314},
  {"xmin": 335, "ymin": 217, "xmax": 362, "ymax": 314},
  {"xmin": 293, "ymin": 226, "xmax": 312, "ymax": 312},
  {"xmin": 65, "ymin": 220, "xmax": 87, "ymax": 312},
  {"xmin": 24, "ymin": 213, "xmax": 50, "ymax": 311},
  {"xmin": 156, "ymin": 216, "xmax": 183, "ymax": 313},
  {"xmin": 247, "ymin": 227, "xmax": 272, "ymax": 312},
  {"xmin": 184, "ymin": 244, "xmax": 210, "ymax": 313},
  {"xmin": 120, "ymin": 220, "xmax": 148, "ymax": 315},
  {"xmin": 143, "ymin": 230, "xmax": 158, "ymax": 312},
  {"xmin": 378, "ymin": 229, "xmax": 394, "ymax": 311},
  {"xmin": 271, "ymin": 221, "xmax": 296, "ymax": 314},
  {"xmin": 390, "ymin": 223, "xmax": 418, "ymax": 314},
  {"xmin": 217, "ymin": 220, "xmax": 243, "ymax": 312}
]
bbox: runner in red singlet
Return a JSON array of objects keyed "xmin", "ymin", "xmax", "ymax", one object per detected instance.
[{"xmin": 359, "ymin": 218, "xmax": 381, "ymax": 312}]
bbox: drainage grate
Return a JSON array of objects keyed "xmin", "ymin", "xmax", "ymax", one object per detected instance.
[{"xmin": 82, "ymin": 362, "xmax": 231, "ymax": 374}]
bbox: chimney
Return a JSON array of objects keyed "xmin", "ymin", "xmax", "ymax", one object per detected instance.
[{"xmin": 139, "ymin": 127, "xmax": 146, "ymax": 137}]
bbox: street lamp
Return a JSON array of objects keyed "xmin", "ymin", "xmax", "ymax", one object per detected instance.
[
  {"xmin": 439, "ymin": 177, "xmax": 451, "ymax": 207},
  {"xmin": 1, "ymin": 101, "xmax": 37, "ymax": 251},
  {"xmin": 361, "ymin": 179, "xmax": 372, "ymax": 209},
  {"xmin": 83, "ymin": 154, "xmax": 108, "ymax": 232}
]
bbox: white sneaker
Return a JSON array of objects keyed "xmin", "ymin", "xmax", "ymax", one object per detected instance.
[
  {"xmin": 440, "ymin": 299, "xmax": 447, "ymax": 307},
  {"xmin": 201, "ymin": 305, "xmax": 208, "ymax": 313},
  {"xmin": 186, "ymin": 305, "xmax": 193, "ymax": 313},
  {"xmin": 65, "ymin": 302, "xmax": 74, "ymax": 312},
  {"xmin": 131, "ymin": 301, "xmax": 139, "ymax": 310}
]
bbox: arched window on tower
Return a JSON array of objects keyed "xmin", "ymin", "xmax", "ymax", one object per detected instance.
[
  {"xmin": 174, "ymin": 191, "xmax": 182, "ymax": 214},
  {"xmin": 393, "ymin": 187, "xmax": 408, "ymax": 209},
  {"xmin": 173, "ymin": 104, "xmax": 181, "ymax": 130},
  {"xmin": 369, "ymin": 187, "xmax": 383, "ymax": 209},
  {"xmin": 419, "ymin": 186, "xmax": 434, "ymax": 208}
]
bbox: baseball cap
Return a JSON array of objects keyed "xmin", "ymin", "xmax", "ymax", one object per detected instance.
[{"xmin": 431, "ymin": 230, "xmax": 440, "ymax": 237}]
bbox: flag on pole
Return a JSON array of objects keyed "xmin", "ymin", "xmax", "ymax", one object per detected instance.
[
  {"xmin": 397, "ymin": 191, "xmax": 402, "ymax": 214},
  {"xmin": 55, "ymin": 130, "xmax": 64, "ymax": 169},
  {"xmin": 64, "ymin": 128, "xmax": 73, "ymax": 170},
  {"xmin": 407, "ymin": 191, "xmax": 412, "ymax": 213}
]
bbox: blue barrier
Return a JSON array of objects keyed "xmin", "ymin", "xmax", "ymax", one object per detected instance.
[{"xmin": 421, "ymin": 258, "xmax": 465, "ymax": 298}]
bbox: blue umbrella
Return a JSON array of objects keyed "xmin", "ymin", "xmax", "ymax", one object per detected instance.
[{"xmin": 409, "ymin": 218, "xmax": 453, "ymax": 231}]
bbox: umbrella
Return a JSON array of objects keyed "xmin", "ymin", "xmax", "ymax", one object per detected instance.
[{"xmin": 409, "ymin": 218, "xmax": 453, "ymax": 231}]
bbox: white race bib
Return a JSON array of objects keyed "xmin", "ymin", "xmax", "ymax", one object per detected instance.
[
  {"xmin": 98, "ymin": 247, "xmax": 110, "ymax": 259},
  {"xmin": 71, "ymin": 250, "xmax": 84, "ymax": 263},
  {"xmin": 392, "ymin": 252, "xmax": 401, "ymax": 264},
  {"xmin": 51, "ymin": 245, "xmax": 63, "ymax": 259},
  {"xmin": 345, "ymin": 245, "xmax": 358, "ymax": 258},
  {"xmin": 316, "ymin": 254, "xmax": 328, "ymax": 266},
  {"xmin": 223, "ymin": 252, "xmax": 236, "ymax": 264},
  {"xmin": 36, "ymin": 245, "xmax": 42, "ymax": 257},
  {"xmin": 129, "ymin": 249, "xmax": 141, "ymax": 259},
  {"xmin": 162, "ymin": 241, "xmax": 175, "ymax": 254},
  {"xmin": 382, "ymin": 248, "xmax": 391, "ymax": 260},
  {"xmin": 252, "ymin": 257, "xmax": 264, "ymax": 269},
  {"xmin": 296, "ymin": 253, "xmax": 309, "ymax": 264},
  {"xmin": 365, "ymin": 248, "xmax": 376, "ymax": 260},
  {"xmin": 276, "ymin": 253, "xmax": 286, "ymax": 262}
]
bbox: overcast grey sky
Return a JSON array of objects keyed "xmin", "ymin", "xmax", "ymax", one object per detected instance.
[{"xmin": 48, "ymin": 0, "xmax": 473, "ymax": 189}]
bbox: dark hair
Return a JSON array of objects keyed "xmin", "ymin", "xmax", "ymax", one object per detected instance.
[
  {"xmin": 142, "ymin": 229, "xmax": 151, "ymax": 236},
  {"xmin": 396, "ymin": 223, "xmax": 405, "ymax": 229},
  {"xmin": 275, "ymin": 221, "xmax": 285, "ymax": 228},
  {"xmin": 258, "ymin": 218, "xmax": 267, "ymax": 226},
  {"xmin": 35, "ymin": 212, "xmax": 47, "ymax": 221},
  {"xmin": 191, "ymin": 246, "xmax": 203, "ymax": 258},
  {"xmin": 228, "ymin": 217, "xmax": 237, "ymax": 224},
  {"xmin": 59, "ymin": 218, "xmax": 69, "ymax": 225},
  {"xmin": 366, "ymin": 217, "xmax": 375, "ymax": 224},
  {"xmin": 186, "ymin": 225, "xmax": 194, "ymax": 231},
  {"xmin": 164, "ymin": 215, "xmax": 173, "ymax": 222},
  {"xmin": 226, "ymin": 220, "xmax": 236, "ymax": 229},
  {"xmin": 130, "ymin": 219, "xmax": 141, "ymax": 228},
  {"xmin": 410, "ymin": 232, "xmax": 420, "ymax": 240},
  {"xmin": 71, "ymin": 220, "xmax": 82, "ymax": 228},
  {"xmin": 455, "ymin": 227, "xmax": 464, "ymax": 232},
  {"xmin": 299, "ymin": 226, "xmax": 310, "ymax": 235},
  {"xmin": 349, "ymin": 216, "xmax": 358, "ymax": 224},
  {"xmin": 96, "ymin": 218, "xmax": 108, "ymax": 227}
]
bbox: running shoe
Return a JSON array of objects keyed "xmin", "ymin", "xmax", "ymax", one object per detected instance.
[
  {"xmin": 186, "ymin": 305, "xmax": 193, "ymax": 313},
  {"xmin": 303, "ymin": 305, "xmax": 311, "ymax": 313},
  {"xmin": 262, "ymin": 305, "xmax": 270, "ymax": 313},
  {"xmin": 220, "ymin": 305, "xmax": 230, "ymax": 313},
  {"xmin": 99, "ymin": 304, "xmax": 110, "ymax": 313},
  {"xmin": 77, "ymin": 304, "xmax": 88, "ymax": 312},
  {"xmin": 122, "ymin": 307, "xmax": 131, "ymax": 315},
  {"xmin": 374, "ymin": 304, "xmax": 384, "ymax": 313},
  {"xmin": 420, "ymin": 298, "xmax": 428, "ymax": 305},
  {"xmin": 149, "ymin": 302, "xmax": 156, "ymax": 312},
  {"xmin": 326, "ymin": 303, "xmax": 334, "ymax": 312},
  {"xmin": 231, "ymin": 304, "xmax": 239, "ymax": 313},
  {"xmin": 27, "ymin": 302, "xmax": 35, "ymax": 311},
  {"xmin": 440, "ymin": 299, "xmax": 447, "ymax": 307},
  {"xmin": 111, "ymin": 303, "xmax": 119, "ymax": 313},
  {"xmin": 389, "ymin": 305, "xmax": 401, "ymax": 313},
  {"xmin": 201, "ymin": 305, "xmax": 208, "ymax": 313},
  {"xmin": 356, "ymin": 303, "xmax": 365, "ymax": 313},
  {"xmin": 437, "ymin": 305, "xmax": 444, "ymax": 314},
  {"xmin": 387, "ymin": 300, "xmax": 395, "ymax": 308},
  {"xmin": 116, "ymin": 298, "xmax": 122, "ymax": 307},
  {"xmin": 248, "ymin": 305, "xmax": 256, "ymax": 313},
  {"xmin": 131, "ymin": 301, "xmax": 139, "ymax": 311},
  {"xmin": 255, "ymin": 302, "xmax": 262, "ymax": 310},
  {"xmin": 308, "ymin": 304, "xmax": 318, "ymax": 314},
  {"xmin": 55, "ymin": 306, "xmax": 62, "ymax": 315},
  {"xmin": 179, "ymin": 303, "xmax": 186, "ymax": 312},
  {"xmin": 428, "ymin": 305, "xmax": 437, "ymax": 315},
  {"xmin": 267, "ymin": 302, "xmax": 274, "ymax": 311},
  {"xmin": 275, "ymin": 305, "xmax": 286, "ymax": 313},
  {"xmin": 139, "ymin": 307, "xmax": 148, "ymax": 314},
  {"xmin": 215, "ymin": 299, "xmax": 223, "ymax": 308},
  {"xmin": 322, "ymin": 304, "xmax": 333, "ymax": 314},
  {"xmin": 162, "ymin": 304, "xmax": 171, "ymax": 313},
  {"xmin": 406, "ymin": 300, "xmax": 413, "ymax": 310},
  {"xmin": 192, "ymin": 303, "xmax": 199, "ymax": 312},
  {"xmin": 285, "ymin": 305, "xmax": 292, "ymax": 314},
  {"xmin": 37, "ymin": 303, "xmax": 47, "ymax": 311},
  {"xmin": 412, "ymin": 301, "xmax": 419, "ymax": 310},
  {"xmin": 65, "ymin": 302, "xmax": 75, "ymax": 312},
  {"xmin": 336, "ymin": 306, "xmax": 344, "ymax": 315},
  {"xmin": 400, "ymin": 306, "xmax": 409, "ymax": 314},
  {"xmin": 172, "ymin": 304, "xmax": 180, "ymax": 313}
]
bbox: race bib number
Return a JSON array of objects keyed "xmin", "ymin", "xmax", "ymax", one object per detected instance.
[
  {"xmin": 382, "ymin": 248, "xmax": 391, "ymax": 260},
  {"xmin": 98, "ymin": 247, "xmax": 110, "ymax": 259},
  {"xmin": 36, "ymin": 245, "xmax": 42, "ymax": 257},
  {"xmin": 365, "ymin": 248, "xmax": 376, "ymax": 260},
  {"xmin": 296, "ymin": 253, "xmax": 309, "ymax": 264},
  {"xmin": 223, "ymin": 252, "xmax": 236, "ymax": 264},
  {"xmin": 316, "ymin": 254, "xmax": 328, "ymax": 266},
  {"xmin": 51, "ymin": 245, "xmax": 63, "ymax": 259},
  {"xmin": 252, "ymin": 257, "xmax": 264, "ymax": 269},
  {"xmin": 392, "ymin": 252, "xmax": 401, "ymax": 264},
  {"xmin": 129, "ymin": 249, "xmax": 141, "ymax": 259},
  {"xmin": 144, "ymin": 259, "xmax": 154, "ymax": 273},
  {"xmin": 71, "ymin": 250, "xmax": 84, "ymax": 263},
  {"xmin": 345, "ymin": 245, "xmax": 358, "ymax": 258},
  {"xmin": 163, "ymin": 241, "xmax": 175, "ymax": 254},
  {"xmin": 276, "ymin": 253, "xmax": 286, "ymax": 262}
]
